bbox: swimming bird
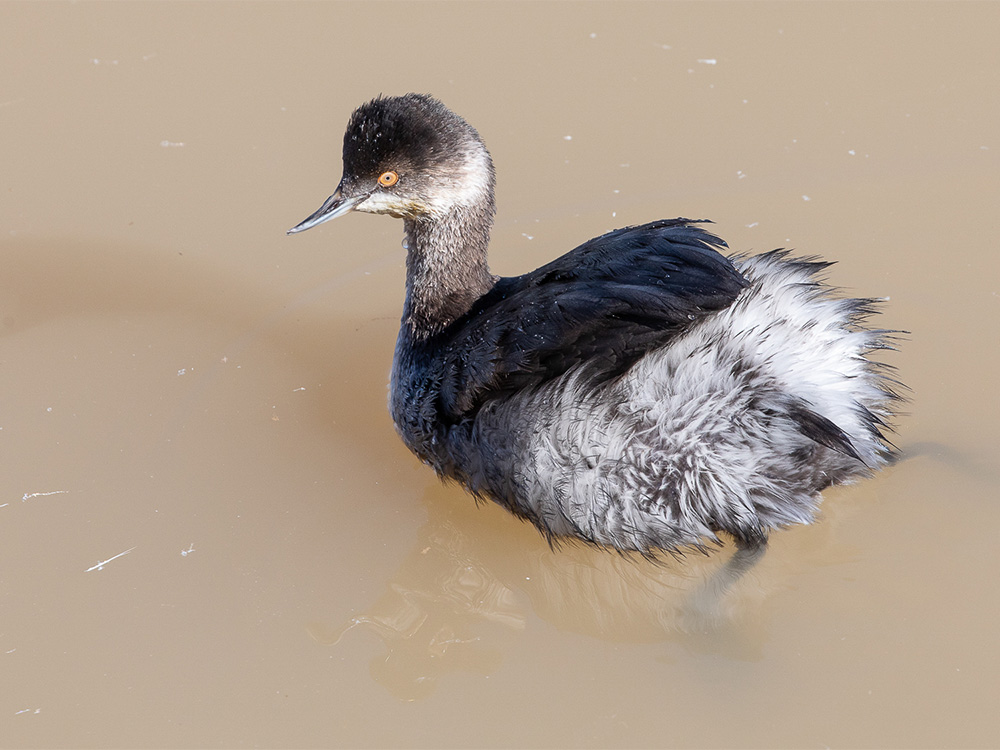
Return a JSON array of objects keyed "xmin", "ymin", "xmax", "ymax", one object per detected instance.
[{"xmin": 288, "ymin": 93, "xmax": 901, "ymax": 560}]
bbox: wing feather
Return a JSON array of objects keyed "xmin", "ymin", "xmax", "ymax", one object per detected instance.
[{"xmin": 424, "ymin": 219, "xmax": 746, "ymax": 420}]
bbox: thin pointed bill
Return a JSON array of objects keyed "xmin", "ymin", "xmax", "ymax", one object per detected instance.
[{"xmin": 286, "ymin": 184, "xmax": 368, "ymax": 235}]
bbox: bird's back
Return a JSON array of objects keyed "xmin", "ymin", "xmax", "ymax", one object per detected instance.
[{"xmin": 391, "ymin": 224, "xmax": 899, "ymax": 553}]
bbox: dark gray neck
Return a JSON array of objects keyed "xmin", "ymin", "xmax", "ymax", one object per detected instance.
[{"xmin": 402, "ymin": 205, "xmax": 496, "ymax": 338}]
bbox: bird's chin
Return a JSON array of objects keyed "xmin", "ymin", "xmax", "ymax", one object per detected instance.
[{"xmin": 357, "ymin": 196, "xmax": 426, "ymax": 221}]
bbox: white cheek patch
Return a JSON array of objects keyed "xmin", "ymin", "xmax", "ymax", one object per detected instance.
[
  {"xmin": 426, "ymin": 145, "xmax": 493, "ymax": 214},
  {"xmin": 357, "ymin": 191, "xmax": 417, "ymax": 217},
  {"xmin": 356, "ymin": 139, "xmax": 493, "ymax": 218}
]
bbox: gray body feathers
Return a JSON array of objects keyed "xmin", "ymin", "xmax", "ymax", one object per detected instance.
[
  {"xmin": 391, "ymin": 245, "xmax": 899, "ymax": 554},
  {"xmin": 288, "ymin": 93, "xmax": 902, "ymax": 556}
]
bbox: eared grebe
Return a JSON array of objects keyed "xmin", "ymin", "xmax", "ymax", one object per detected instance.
[{"xmin": 289, "ymin": 93, "xmax": 901, "ymax": 559}]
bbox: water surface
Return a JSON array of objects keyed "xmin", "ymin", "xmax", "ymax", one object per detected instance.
[{"xmin": 2, "ymin": 2, "xmax": 998, "ymax": 747}]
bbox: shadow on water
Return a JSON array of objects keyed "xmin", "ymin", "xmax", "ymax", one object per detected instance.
[
  {"xmin": 0, "ymin": 235, "xmax": 400, "ymax": 441},
  {"xmin": 307, "ymin": 482, "xmax": 780, "ymax": 701},
  {"xmin": 1, "ymin": 236, "xmax": 910, "ymax": 703}
]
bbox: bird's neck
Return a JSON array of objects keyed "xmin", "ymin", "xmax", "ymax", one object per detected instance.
[{"xmin": 402, "ymin": 205, "xmax": 496, "ymax": 338}]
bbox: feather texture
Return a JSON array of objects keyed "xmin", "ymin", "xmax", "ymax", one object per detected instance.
[
  {"xmin": 392, "ymin": 244, "xmax": 900, "ymax": 553},
  {"xmin": 289, "ymin": 93, "xmax": 903, "ymax": 557}
]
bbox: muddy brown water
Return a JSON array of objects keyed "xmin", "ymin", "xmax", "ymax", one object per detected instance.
[{"xmin": 2, "ymin": 2, "xmax": 998, "ymax": 747}]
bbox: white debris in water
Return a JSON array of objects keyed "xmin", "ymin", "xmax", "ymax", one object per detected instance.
[
  {"xmin": 563, "ymin": 135, "xmax": 573, "ymax": 141},
  {"xmin": 160, "ymin": 140, "xmax": 185, "ymax": 148},
  {"xmin": 802, "ymin": 195, "xmax": 811, "ymax": 201},
  {"xmin": 181, "ymin": 543, "xmax": 195, "ymax": 557},
  {"xmin": 848, "ymin": 149, "xmax": 856, "ymax": 155},
  {"xmin": 22, "ymin": 490, "xmax": 69, "ymax": 502},
  {"xmin": 521, "ymin": 233, "xmax": 534, "ymax": 241},
  {"xmin": 697, "ymin": 58, "xmax": 717, "ymax": 65},
  {"xmin": 86, "ymin": 546, "xmax": 137, "ymax": 572},
  {"xmin": 746, "ymin": 222, "xmax": 759, "ymax": 228},
  {"xmin": 737, "ymin": 170, "xmax": 747, "ymax": 179}
]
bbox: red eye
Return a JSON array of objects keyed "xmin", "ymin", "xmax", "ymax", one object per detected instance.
[{"xmin": 378, "ymin": 171, "xmax": 399, "ymax": 187}]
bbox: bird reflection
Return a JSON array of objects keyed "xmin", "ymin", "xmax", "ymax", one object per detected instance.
[
  {"xmin": 308, "ymin": 483, "xmax": 775, "ymax": 700},
  {"xmin": 308, "ymin": 512, "xmax": 521, "ymax": 701}
]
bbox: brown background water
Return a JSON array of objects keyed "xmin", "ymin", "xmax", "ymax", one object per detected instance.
[{"xmin": 2, "ymin": 2, "xmax": 998, "ymax": 747}]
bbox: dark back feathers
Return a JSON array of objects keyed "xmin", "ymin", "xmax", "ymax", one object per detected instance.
[{"xmin": 410, "ymin": 219, "xmax": 747, "ymax": 422}]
